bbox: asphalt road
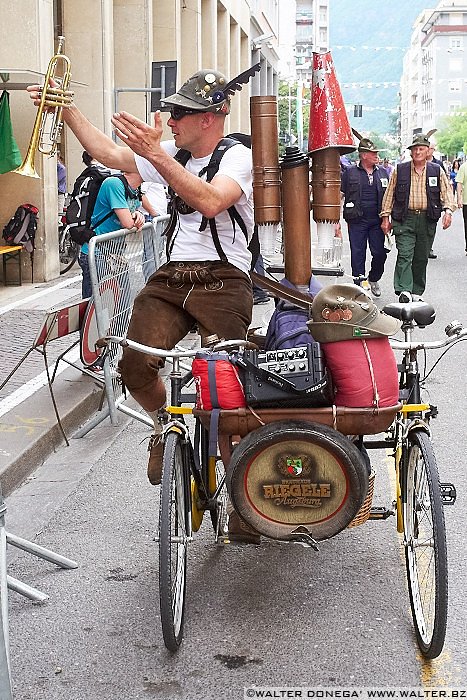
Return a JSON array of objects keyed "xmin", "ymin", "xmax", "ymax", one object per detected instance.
[{"xmin": 6, "ymin": 211, "xmax": 467, "ymax": 699}]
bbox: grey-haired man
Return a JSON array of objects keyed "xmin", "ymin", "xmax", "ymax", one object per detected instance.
[
  {"xmin": 380, "ymin": 133, "xmax": 455, "ymax": 302},
  {"xmin": 339, "ymin": 136, "xmax": 389, "ymax": 297}
]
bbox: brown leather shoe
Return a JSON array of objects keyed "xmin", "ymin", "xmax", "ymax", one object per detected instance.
[
  {"xmin": 227, "ymin": 511, "xmax": 261, "ymax": 544},
  {"xmin": 147, "ymin": 433, "xmax": 164, "ymax": 485}
]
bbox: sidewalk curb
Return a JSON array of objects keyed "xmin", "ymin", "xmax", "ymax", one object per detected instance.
[{"xmin": 0, "ymin": 368, "xmax": 105, "ymax": 496}]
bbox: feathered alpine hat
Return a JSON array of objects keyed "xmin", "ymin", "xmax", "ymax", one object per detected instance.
[
  {"xmin": 160, "ymin": 64, "xmax": 260, "ymax": 115},
  {"xmin": 408, "ymin": 129, "xmax": 437, "ymax": 149}
]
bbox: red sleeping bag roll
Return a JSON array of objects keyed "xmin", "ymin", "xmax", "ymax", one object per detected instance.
[
  {"xmin": 192, "ymin": 352, "xmax": 246, "ymax": 411},
  {"xmin": 321, "ymin": 337, "xmax": 399, "ymax": 408}
]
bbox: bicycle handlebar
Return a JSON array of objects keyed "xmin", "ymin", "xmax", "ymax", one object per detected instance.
[
  {"xmin": 105, "ymin": 325, "xmax": 467, "ymax": 358},
  {"xmin": 390, "ymin": 325, "xmax": 467, "ymax": 351},
  {"xmin": 104, "ymin": 336, "xmax": 256, "ymax": 359}
]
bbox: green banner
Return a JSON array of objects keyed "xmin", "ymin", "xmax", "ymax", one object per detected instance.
[{"xmin": 0, "ymin": 91, "xmax": 22, "ymax": 174}]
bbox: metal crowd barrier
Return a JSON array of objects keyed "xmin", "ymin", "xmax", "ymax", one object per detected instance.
[{"xmin": 84, "ymin": 215, "xmax": 169, "ymax": 430}]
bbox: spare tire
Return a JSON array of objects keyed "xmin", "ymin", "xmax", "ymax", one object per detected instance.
[{"xmin": 227, "ymin": 420, "xmax": 369, "ymax": 542}]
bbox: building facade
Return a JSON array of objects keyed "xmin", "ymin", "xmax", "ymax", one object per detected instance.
[
  {"xmin": 400, "ymin": 0, "xmax": 467, "ymax": 152},
  {"xmin": 0, "ymin": 0, "xmax": 279, "ymax": 282},
  {"xmin": 295, "ymin": 0, "xmax": 329, "ymax": 84}
]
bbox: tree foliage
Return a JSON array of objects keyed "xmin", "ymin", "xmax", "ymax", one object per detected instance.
[
  {"xmin": 436, "ymin": 113, "xmax": 467, "ymax": 159},
  {"xmin": 278, "ymin": 80, "xmax": 310, "ymax": 152}
]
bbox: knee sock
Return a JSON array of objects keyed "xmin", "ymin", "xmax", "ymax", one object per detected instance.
[{"xmin": 146, "ymin": 409, "xmax": 164, "ymax": 433}]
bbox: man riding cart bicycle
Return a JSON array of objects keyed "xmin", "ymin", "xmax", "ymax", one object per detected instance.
[{"xmin": 28, "ymin": 51, "xmax": 463, "ymax": 659}]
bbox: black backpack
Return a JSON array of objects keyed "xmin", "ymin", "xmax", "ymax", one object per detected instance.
[
  {"xmin": 2, "ymin": 203, "xmax": 38, "ymax": 253},
  {"xmin": 65, "ymin": 166, "xmax": 133, "ymax": 245}
]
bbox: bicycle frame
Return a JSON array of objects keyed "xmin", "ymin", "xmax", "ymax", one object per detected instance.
[
  {"xmin": 391, "ymin": 319, "xmax": 436, "ymax": 532},
  {"xmin": 365, "ymin": 313, "xmax": 467, "ymax": 530},
  {"xmin": 141, "ymin": 340, "xmax": 250, "ymax": 533}
]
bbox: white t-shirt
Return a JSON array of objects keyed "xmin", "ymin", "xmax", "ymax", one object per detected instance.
[
  {"xmin": 135, "ymin": 141, "xmax": 253, "ymax": 274},
  {"xmin": 139, "ymin": 181, "xmax": 168, "ymax": 217}
]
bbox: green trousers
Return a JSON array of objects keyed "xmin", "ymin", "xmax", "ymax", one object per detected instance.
[{"xmin": 393, "ymin": 211, "xmax": 437, "ymax": 296}]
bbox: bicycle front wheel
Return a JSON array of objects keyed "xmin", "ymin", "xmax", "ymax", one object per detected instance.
[
  {"xmin": 158, "ymin": 431, "xmax": 191, "ymax": 651},
  {"xmin": 59, "ymin": 227, "xmax": 79, "ymax": 274},
  {"xmin": 402, "ymin": 429, "xmax": 448, "ymax": 659}
]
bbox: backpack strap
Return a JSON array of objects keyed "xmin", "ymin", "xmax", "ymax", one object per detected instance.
[
  {"xmin": 164, "ymin": 138, "xmax": 248, "ymax": 262},
  {"xmin": 92, "ymin": 210, "xmax": 115, "ymax": 231},
  {"xmin": 164, "ymin": 149, "xmax": 192, "ymax": 259}
]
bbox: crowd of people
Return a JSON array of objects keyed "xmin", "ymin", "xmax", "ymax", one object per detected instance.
[{"xmin": 59, "ymin": 114, "xmax": 463, "ymax": 316}]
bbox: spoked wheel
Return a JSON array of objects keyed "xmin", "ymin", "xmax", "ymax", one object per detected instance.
[
  {"xmin": 195, "ymin": 423, "xmax": 228, "ymax": 540},
  {"xmin": 59, "ymin": 227, "xmax": 79, "ymax": 274},
  {"xmin": 158, "ymin": 431, "xmax": 191, "ymax": 651},
  {"xmin": 402, "ymin": 430, "xmax": 448, "ymax": 659},
  {"xmin": 209, "ymin": 458, "xmax": 229, "ymax": 542}
]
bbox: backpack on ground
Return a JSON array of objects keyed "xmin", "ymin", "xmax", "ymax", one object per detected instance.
[
  {"xmin": 65, "ymin": 166, "xmax": 133, "ymax": 245},
  {"xmin": 2, "ymin": 203, "xmax": 38, "ymax": 253}
]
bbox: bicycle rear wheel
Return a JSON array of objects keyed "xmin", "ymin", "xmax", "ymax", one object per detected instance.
[
  {"xmin": 199, "ymin": 425, "xmax": 228, "ymax": 540},
  {"xmin": 59, "ymin": 227, "xmax": 79, "ymax": 274},
  {"xmin": 210, "ymin": 457, "xmax": 229, "ymax": 541},
  {"xmin": 402, "ymin": 429, "xmax": 448, "ymax": 658},
  {"xmin": 158, "ymin": 431, "xmax": 191, "ymax": 651}
]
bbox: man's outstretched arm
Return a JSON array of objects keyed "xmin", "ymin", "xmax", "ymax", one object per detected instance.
[{"xmin": 26, "ymin": 84, "xmax": 137, "ymax": 173}]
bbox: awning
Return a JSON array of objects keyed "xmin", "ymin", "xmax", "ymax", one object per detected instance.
[{"xmin": 0, "ymin": 70, "xmax": 86, "ymax": 90}]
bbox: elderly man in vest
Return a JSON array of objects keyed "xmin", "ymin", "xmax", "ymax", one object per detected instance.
[
  {"xmin": 380, "ymin": 133, "xmax": 455, "ymax": 303},
  {"xmin": 338, "ymin": 136, "xmax": 389, "ymax": 297}
]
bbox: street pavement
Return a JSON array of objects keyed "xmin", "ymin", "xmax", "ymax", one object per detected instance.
[
  {"xmin": 0, "ymin": 265, "xmax": 105, "ymax": 495},
  {"xmin": 3, "ymin": 212, "xmax": 467, "ymax": 697}
]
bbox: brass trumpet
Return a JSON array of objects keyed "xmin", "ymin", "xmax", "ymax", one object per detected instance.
[{"xmin": 14, "ymin": 36, "xmax": 73, "ymax": 178}]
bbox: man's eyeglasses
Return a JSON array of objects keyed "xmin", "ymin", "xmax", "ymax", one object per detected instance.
[{"xmin": 168, "ymin": 106, "xmax": 201, "ymax": 121}]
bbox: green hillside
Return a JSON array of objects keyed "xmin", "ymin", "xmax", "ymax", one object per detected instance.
[{"xmin": 329, "ymin": 0, "xmax": 429, "ymax": 136}]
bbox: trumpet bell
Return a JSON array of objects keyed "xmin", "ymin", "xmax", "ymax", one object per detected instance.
[
  {"xmin": 13, "ymin": 123, "xmax": 41, "ymax": 178},
  {"xmin": 13, "ymin": 159, "xmax": 39, "ymax": 179}
]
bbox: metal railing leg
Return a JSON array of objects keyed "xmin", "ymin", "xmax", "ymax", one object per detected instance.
[
  {"xmin": 6, "ymin": 576, "xmax": 48, "ymax": 603},
  {"xmin": 0, "ymin": 496, "xmax": 11, "ymax": 697},
  {"xmin": 0, "ymin": 490, "xmax": 78, "ymax": 602},
  {"xmin": 0, "ymin": 601, "xmax": 12, "ymax": 700},
  {"xmin": 5, "ymin": 533, "xmax": 78, "ymax": 571}
]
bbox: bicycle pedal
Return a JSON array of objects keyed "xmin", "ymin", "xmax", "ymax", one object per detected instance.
[
  {"xmin": 368, "ymin": 506, "xmax": 395, "ymax": 520},
  {"xmin": 440, "ymin": 482, "xmax": 457, "ymax": 505}
]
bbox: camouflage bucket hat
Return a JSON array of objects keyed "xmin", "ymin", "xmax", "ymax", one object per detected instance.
[
  {"xmin": 307, "ymin": 283, "xmax": 401, "ymax": 343},
  {"xmin": 358, "ymin": 137, "xmax": 379, "ymax": 153},
  {"xmin": 160, "ymin": 69, "xmax": 231, "ymax": 114}
]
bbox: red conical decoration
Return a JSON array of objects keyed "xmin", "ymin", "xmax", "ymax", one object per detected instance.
[{"xmin": 308, "ymin": 51, "xmax": 355, "ymax": 154}]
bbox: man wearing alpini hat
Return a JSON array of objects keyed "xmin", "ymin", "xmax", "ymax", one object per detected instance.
[
  {"xmin": 338, "ymin": 132, "xmax": 390, "ymax": 298},
  {"xmin": 27, "ymin": 66, "xmax": 262, "ymax": 542},
  {"xmin": 380, "ymin": 131, "xmax": 455, "ymax": 303}
]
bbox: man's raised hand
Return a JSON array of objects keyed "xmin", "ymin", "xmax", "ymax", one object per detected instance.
[{"xmin": 111, "ymin": 111, "xmax": 163, "ymax": 159}]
